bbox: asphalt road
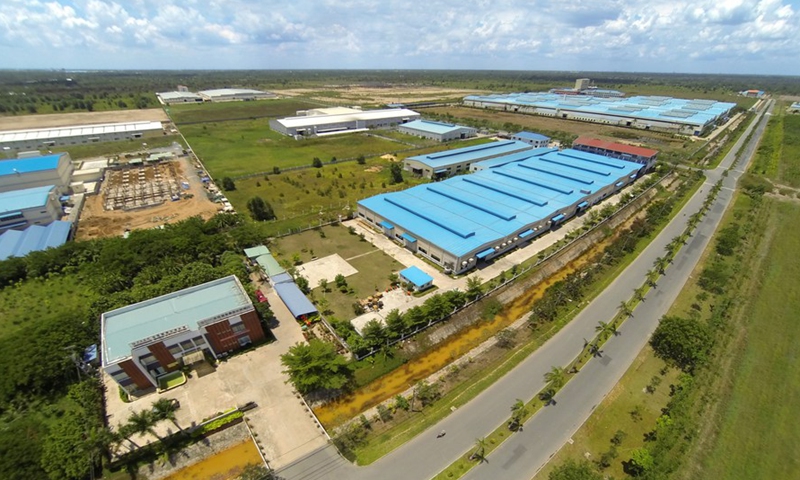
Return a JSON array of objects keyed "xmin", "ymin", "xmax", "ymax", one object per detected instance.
[{"xmin": 277, "ymin": 100, "xmax": 773, "ymax": 480}]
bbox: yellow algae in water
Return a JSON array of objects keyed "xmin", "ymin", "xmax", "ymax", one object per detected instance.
[{"xmin": 163, "ymin": 439, "xmax": 263, "ymax": 480}]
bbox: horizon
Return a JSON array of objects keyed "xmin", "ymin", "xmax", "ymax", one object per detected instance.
[{"xmin": 1, "ymin": 0, "xmax": 799, "ymax": 75}]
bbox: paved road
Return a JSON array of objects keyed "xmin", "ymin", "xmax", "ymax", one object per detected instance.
[{"xmin": 277, "ymin": 101, "xmax": 773, "ymax": 480}]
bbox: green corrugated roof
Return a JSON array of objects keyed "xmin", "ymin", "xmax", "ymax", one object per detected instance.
[
  {"xmin": 101, "ymin": 275, "xmax": 251, "ymax": 365},
  {"xmin": 256, "ymin": 254, "xmax": 285, "ymax": 277},
  {"xmin": 244, "ymin": 245, "xmax": 270, "ymax": 259}
]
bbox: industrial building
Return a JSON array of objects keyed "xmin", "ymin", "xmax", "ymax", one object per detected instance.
[
  {"xmin": 359, "ymin": 148, "xmax": 643, "ymax": 274},
  {"xmin": 572, "ymin": 137, "xmax": 658, "ymax": 169},
  {"xmin": 270, "ymin": 107, "xmax": 420, "ymax": 138},
  {"xmin": 0, "ymin": 153, "xmax": 73, "ymax": 194},
  {"xmin": 197, "ymin": 88, "xmax": 276, "ymax": 102},
  {"xmin": 156, "ymin": 91, "xmax": 204, "ymax": 105},
  {"xmin": 403, "ymin": 140, "xmax": 533, "ymax": 179},
  {"xmin": 397, "ymin": 120, "xmax": 477, "ymax": 142},
  {"xmin": 0, "ymin": 121, "xmax": 164, "ymax": 151},
  {"xmin": 511, "ymin": 131, "xmax": 550, "ymax": 148},
  {"xmin": 0, "ymin": 220, "xmax": 72, "ymax": 260},
  {"xmin": 244, "ymin": 245, "xmax": 317, "ymax": 319},
  {"xmin": 0, "ymin": 185, "xmax": 62, "ymax": 231},
  {"xmin": 463, "ymin": 93, "xmax": 736, "ymax": 136},
  {"xmin": 101, "ymin": 275, "xmax": 265, "ymax": 393}
]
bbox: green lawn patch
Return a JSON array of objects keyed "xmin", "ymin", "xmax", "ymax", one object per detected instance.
[{"xmin": 157, "ymin": 371, "xmax": 187, "ymax": 392}]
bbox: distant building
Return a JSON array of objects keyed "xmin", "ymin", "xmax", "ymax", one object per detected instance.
[
  {"xmin": 101, "ymin": 275, "xmax": 265, "ymax": 394},
  {"xmin": 197, "ymin": 88, "xmax": 276, "ymax": 102},
  {"xmin": 0, "ymin": 121, "xmax": 163, "ymax": 151},
  {"xmin": 575, "ymin": 78, "xmax": 591, "ymax": 91},
  {"xmin": 176, "ymin": 85, "xmax": 189, "ymax": 92},
  {"xmin": 397, "ymin": 120, "xmax": 477, "ymax": 142},
  {"xmin": 510, "ymin": 131, "xmax": 550, "ymax": 148},
  {"xmin": 156, "ymin": 91, "xmax": 204, "ymax": 105},
  {"xmin": 790, "ymin": 102, "xmax": 800, "ymax": 113},
  {"xmin": 0, "ymin": 220, "xmax": 72, "ymax": 260},
  {"xmin": 572, "ymin": 136, "xmax": 658, "ymax": 169},
  {"xmin": 403, "ymin": 140, "xmax": 533, "ymax": 179},
  {"xmin": 0, "ymin": 153, "xmax": 73, "ymax": 194},
  {"xmin": 270, "ymin": 107, "xmax": 420, "ymax": 138},
  {"xmin": 740, "ymin": 89, "xmax": 765, "ymax": 98},
  {"xmin": 0, "ymin": 185, "xmax": 62, "ymax": 231}
]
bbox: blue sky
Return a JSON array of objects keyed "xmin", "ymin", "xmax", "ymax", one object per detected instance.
[{"xmin": 1, "ymin": 0, "xmax": 799, "ymax": 74}]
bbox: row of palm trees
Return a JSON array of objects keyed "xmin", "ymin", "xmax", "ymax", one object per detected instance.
[{"xmin": 117, "ymin": 398, "xmax": 183, "ymax": 450}]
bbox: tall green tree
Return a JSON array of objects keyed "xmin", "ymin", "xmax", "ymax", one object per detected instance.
[
  {"xmin": 221, "ymin": 177, "xmax": 236, "ymax": 191},
  {"xmin": 465, "ymin": 276, "xmax": 484, "ymax": 301},
  {"xmin": 247, "ymin": 196, "xmax": 276, "ymax": 221},
  {"xmin": 281, "ymin": 339, "xmax": 353, "ymax": 394},
  {"xmin": 548, "ymin": 459, "xmax": 603, "ymax": 480},
  {"xmin": 544, "ymin": 366, "xmax": 567, "ymax": 389},
  {"xmin": 389, "ymin": 162, "xmax": 404, "ymax": 184},
  {"xmin": 650, "ymin": 316, "xmax": 711, "ymax": 372}
]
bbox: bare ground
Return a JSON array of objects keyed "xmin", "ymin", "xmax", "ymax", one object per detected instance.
[
  {"xmin": 0, "ymin": 108, "xmax": 169, "ymax": 130},
  {"xmin": 75, "ymin": 156, "xmax": 220, "ymax": 240},
  {"xmin": 273, "ymin": 86, "xmax": 487, "ymax": 105}
]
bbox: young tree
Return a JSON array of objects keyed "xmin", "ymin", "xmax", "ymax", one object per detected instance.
[
  {"xmin": 414, "ymin": 380, "xmax": 441, "ymax": 407},
  {"xmin": 595, "ymin": 320, "xmax": 618, "ymax": 339},
  {"xmin": 548, "ymin": 459, "xmax": 603, "ymax": 480},
  {"xmin": 312, "ymin": 157, "xmax": 323, "ymax": 168},
  {"xmin": 280, "ymin": 339, "xmax": 353, "ymax": 394},
  {"xmin": 222, "ymin": 177, "xmax": 236, "ymax": 191},
  {"xmin": 389, "ymin": 162, "xmax": 404, "ymax": 184},
  {"xmin": 246, "ymin": 196, "xmax": 276, "ymax": 221},
  {"xmin": 318, "ymin": 278, "xmax": 329, "ymax": 293},
  {"xmin": 509, "ymin": 398, "xmax": 526, "ymax": 430},
  {"xmin": 357, "ymin": 154, "xmax": 366, "ymax": 165},
  {"xmin": 471, "ymin": 437, "xmax": 488, "ymax": 462},
  {"xmin": 394, "ymin": 394, "xmax": 410, "ymax": 411},
  {"xmin": 544, "ymin": 366, "xmax": 567, "ymax": 390},
  {"xmin": 624, "ymin": 447, "xmax": 654, "ymax": 476},
  {"xmin": 495, "ymin": 328, "xmax": 517, "ymax": 349},
  {"xmin": 384, "ymin": 309, "xmax": 406, "ymax": 340},
  {"xmin": 618, "ymin": 300, "xmax": 634, "ymax": 318},
  {"xmin": 465, "ymin": 276, "xmax": 484, "ymax": 301},
  {"xmin": 295, "ymin": 276, "xmax": 310, "ymax": 294},
  {"xmin": 362, "ymin": 319, "xmax": 387, "ymax": 351}
]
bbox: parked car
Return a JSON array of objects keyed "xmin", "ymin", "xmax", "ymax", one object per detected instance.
[{"xmin": 255, "ymin": 290, "xmax": 268, "ymax": 303}]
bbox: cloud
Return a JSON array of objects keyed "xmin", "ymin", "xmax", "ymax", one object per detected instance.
[{"xmin": 0, "ymin": 0, "xmax": 797, "ymax": 73}]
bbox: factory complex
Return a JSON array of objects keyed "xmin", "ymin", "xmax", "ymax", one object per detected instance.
[
  {"xmin": 0, "ymin": 121, "xmax": 164, "ymax": 151},
  {"xmin": 270, "ymin": 107, "xmax": 420, "ymax": 138},
  {"xmin": 359, "ymin": 147, "xmax": 644, "ymax": 274},
  {"xmin": 463, "ymin": 92, "xmax": 736, "ymax": 135},
  {"xmin": 156, "ymin": 88, "xmax": 276, "ymax": 104}
]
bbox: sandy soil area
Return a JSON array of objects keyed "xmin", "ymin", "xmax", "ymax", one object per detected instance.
[
  {"xmin": 0, "ymin": 108, "xmax": 169, "ymax": 131},
  {"xmin": 274, "ymin": 85, "xmax": 487, "ymax": 104},
  {"xmin": 75, "ymin": 155, "xmax": 220, "ymax": 240}
]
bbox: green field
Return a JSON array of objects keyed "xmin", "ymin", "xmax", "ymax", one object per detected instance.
[
  {"xmin": 693, "ymin": 199, "xmax": 800, "ymax": 479},
  {"xmin": 168, "ymin": 98, "xmax": 319, "ymax": 124},
  {"xmin": 181, "ymin": 120, "xmax": 409, "ymax": 178}
]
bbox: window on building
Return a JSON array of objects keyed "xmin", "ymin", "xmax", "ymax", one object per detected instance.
[
  {"xmin": 192, "ymin": 336, "xmax": 206, "ymax": 346},
  {"xmin": 167, "ymin": 344, "xmax": 182, "ymax": 356},
  {"xmin": 237, "ymin": 335, "xmax": 251, "ymax": 347},
  {"xmin": 231, "ymin": 323, "xmax": 247, "ymax": 334},
  {"xmin": 180, "ymin": 340, "xmax": 194, "ymax": 351}
]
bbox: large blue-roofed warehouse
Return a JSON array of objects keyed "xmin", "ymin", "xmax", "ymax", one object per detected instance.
[
  {"xmin": 403, "ymin": 140, "xmax": 534, "ymax": 179},
  {"xmin": 358, "ymin": 148, "xmax": 645, "ymax": 274},
  {"xmin": 463, "ymin": 93, "xmax": 736, "ymax": 136},
  {"xmin": 0, "ymin": 153, "xmax": 73, "ymax": 194}
]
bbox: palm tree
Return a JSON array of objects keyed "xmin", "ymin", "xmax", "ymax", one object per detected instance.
[
  {"xmin": 595, "ymin": 320, "xmax": 618, "ymax": 339},
  {"xmin": 653, "ymin": 256, "xmax": 669, "ymax": 274},
  {"xmin": 544, "ymin": 366, "xmax": 567, "ymax": 390},
  {"xmin": 127, "ymin": 409, "xmax": 160, "ymax": 442},
  {"xmin": 646, "ymin": 269, "xmax": 659, "ymax": 288},
  {"xmin": 633, "ymin": 285, "xmax": 647, "ymax": 302},
  {"xmin": 509, "ymin": 399, "xmax": 526, "ymax": 430},
  {"xmin": 618, "ymin": 300, "xmax": 634, "ymax": 318},
  {"xmin": 152, "ymin": 398, "xmax": 183, "ymax": 435},
  {"xmin": 116, "ymin": 422, "xmax": 139, "ymax": 450},
  {"xmin": 471, "ymin": 437, "xmax": 488, "ymax": 462}
]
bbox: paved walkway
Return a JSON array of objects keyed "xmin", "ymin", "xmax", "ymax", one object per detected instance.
[{"xmin": 276, "ymin": 102, "xmax": 772, "ymax": 480}]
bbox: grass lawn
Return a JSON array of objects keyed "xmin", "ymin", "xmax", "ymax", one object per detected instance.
[
  {"xmin": 158, "ymin": 371, "xmax": 187, "ymax": 391},
  {"xmin": 693, "ymin": 199, "xmax": 800, "ymax": 479},
  {"xmin": 222, "ymin": 157, "xmax": 429, "ymax": 236},
  {"xmin": 50, "ymin": 134, "xmax": 183, "ymax": 160},
  {"xmin": 370, "ymin": 130, "xmax": 440, "ymax": 146},
  {"xmin": 0, "ymin": 274, "xmax": 97, "ymax": 339},
  {"xmin": 168, "ymin": 98, "xmax": 319, "ymax": 124},
  {"xmin": 270, "ymin": 224, "xmax": 404, "ymax": 320},
  {"xmin": 180, "ymin": 120, "xmax": 407, "ymax": 177}
]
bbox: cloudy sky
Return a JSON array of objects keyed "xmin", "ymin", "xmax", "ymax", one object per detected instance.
[{"xmin": 1, "ymin": 0, "xmax": 799, "ymax": 74}]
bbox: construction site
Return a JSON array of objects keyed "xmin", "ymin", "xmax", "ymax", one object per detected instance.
[{"xmin": 102, "ymin": 161, "xmax": 183, "ymax": 211}]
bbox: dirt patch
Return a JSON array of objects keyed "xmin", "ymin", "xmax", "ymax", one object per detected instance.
[
  {"xmin": 273, "ymin": 86, "xmax": 486, "ymax": 105},
  {"xmin": 364, "ymin": 166, "xmax": 384, "ymax": 173},
  {"xmin": 76, "ymin": 156, "xmax": 220, "ymax": 240},
  {"xmin": 381, "ymin": 154, "xmax": 398, "ymax": 162},
  {"xmin": 0, "ymin": 108, "xmax": 169, "ymax": 130}
]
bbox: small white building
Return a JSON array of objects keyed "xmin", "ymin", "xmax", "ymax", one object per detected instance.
[
  {"xmin": 398, "ymin": 120, "xmax": 477, "ymax": 142},
  {"xmin": 510, "ymin": 131, "xmax": 551, "ymax": 148}
]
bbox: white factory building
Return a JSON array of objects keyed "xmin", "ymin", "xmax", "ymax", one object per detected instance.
[
  {"xmin": 156, "ymin": 91, "xmax": 204, "ymax": 105},
  {"xmin": 397, "ymin": 120, "xmax": 477, "ymax": 142},
  {"xmin": 197, "ymin": 88, "xmax": 276, "ymax": 102},
  {"xmin": 0, "ymin": 121, "xmax": 164, "ymax": 152},
  {"xmin": 270, "ymin": 107, "xmax": 421, "ymax": 138}
]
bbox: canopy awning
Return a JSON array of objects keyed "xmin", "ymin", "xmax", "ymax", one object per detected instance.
[
  {"xmin": 615, "ymin": 181, "xmax": 624, "ymax": 187},
  {"xmin": 182, "ymin": 350, "xmax": 206, "ymax": 365},
  {"xmin": 379, "ymin": 220, "xmax": 394, "ymax": 229},
  {"xmin": 434, "ymin": 168, "xmax": 448, "ymax": 174},
  {"xmin": 401, "ymin": 232, "xmax": 417, "ymax": 243},
  {"xmin": 518, "ymin": 229, "xmax": 535, "ymax": 239},
  {"xmin": 476, "ymin": 247, "xmax": 495, "ymax": 259},
  {"xmin": 551, "ymin": 213, "xmax": 566, "ymax": 223},
  {"xmin": 577, "ymin": 201, "xmax": 589, "ymax": 209}
]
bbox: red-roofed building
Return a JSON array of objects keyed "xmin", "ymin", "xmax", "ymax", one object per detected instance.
[{"xmin": 572, "ymin": 137, "xmax": 658, "ymax": 169}]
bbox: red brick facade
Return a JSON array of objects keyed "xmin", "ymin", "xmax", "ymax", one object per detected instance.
[
  {"xmin": 120, "ymin": 359, "xmax": 154, "ymax": 390},
  {"xmin": 241, "ymin": 310, "xmax": 266, "ymax": 343},
  {"xmin": 148, "ymin": 342, "xmax": 178, "ymax": 372},
  {"xmin": 204, "ymin": 310, "xmax": 265, "ymax": 354}
]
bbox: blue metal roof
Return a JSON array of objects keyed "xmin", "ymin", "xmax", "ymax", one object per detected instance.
[
  {"xmin": 243, "ymin": 245, "xmax": 270, "ymax": 259},
  {"xmin": 101, "ymin": 275, "xmax": 252, "ymax": 365},
  {"xmin": 399, "ymin": 266, "xmax": 433, "ymax": 287},
  {"xmin": 401, "ymin": 232, "xmax": 416, "ymax": 242},
  {"xmin": 401, "ymin": 119, "xmax": 468, "ymax": 135},
  {"xmin": 379, "ymin": 220, "xmax": 394, "ymax": 229},
  {"xmin": 0, "ymin": 154, "xmax": 62, "ymax": 177},
  {"xmin": 513, "ymin": 131, "xmax": 550, "ymax": 141},
  {"xmin": 274, "ymin": 281, "xmax": 317, "ymax": 318},
  {"xmin": 359, "ymin": 149, "xmax": 641, "ymax": 258},
  {"xmin": 0, "ymin": 220, "xmax": 71, "ymax": 260},
  {"xmin": 0, "ymin": 185, "xmax": 56, "ymax": 214},
  {"xmin": 407, "ymin": 140, "xmax": 533, "ymax": 169},
  {"xmin": 465, "ymin": 93, "xmax": 736, "ymax": 128}
]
